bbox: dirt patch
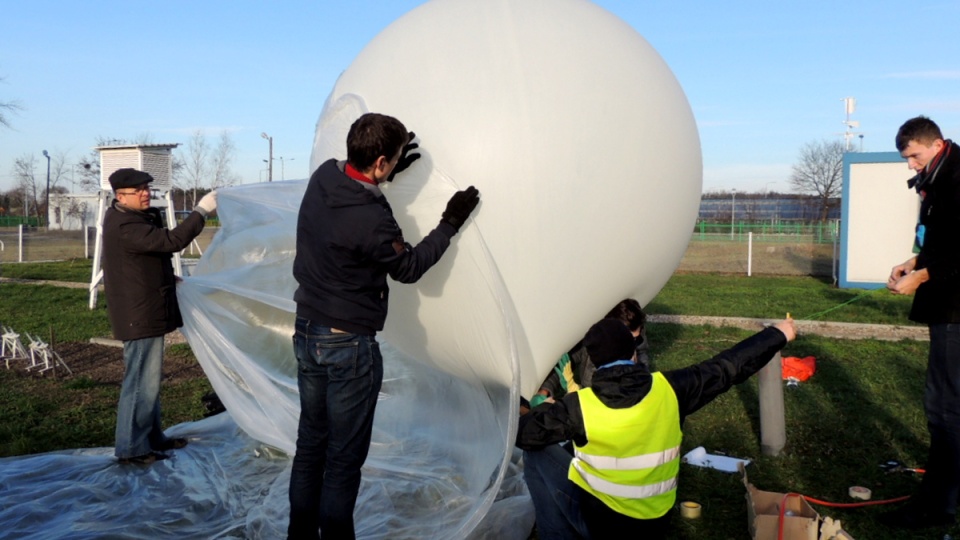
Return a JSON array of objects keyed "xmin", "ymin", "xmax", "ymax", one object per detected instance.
[{"xmin": 5, "ymin": 339, "xmax": 204, "ymax": 385}]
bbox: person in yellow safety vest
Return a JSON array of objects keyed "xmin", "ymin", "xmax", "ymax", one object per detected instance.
[{"xmin": 517, "ymin": 317, "xmax": 796, "ymax": 539}]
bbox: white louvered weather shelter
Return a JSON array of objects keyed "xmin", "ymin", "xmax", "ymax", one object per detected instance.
[{"xmin": 89, "ymin": 144, "xmax": 180, "ymax": 309}]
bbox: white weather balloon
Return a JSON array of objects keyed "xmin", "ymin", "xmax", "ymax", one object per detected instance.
[
  {"xmin": 311, "ymin": 0, "xmax": 701, "ymax": 397},
  {"xmin": 176, "ymin": 0, "xmax": 700, "ymax": 537}
]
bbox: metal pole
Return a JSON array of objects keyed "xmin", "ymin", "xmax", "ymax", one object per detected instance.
[
  {"xmin": 43, "ymin": 150, "xmax": 51, "ymax": 227},
  {"xmin": 747, "ymin": 232, "xmax": 753, "ymax": 277},
  {"xmin": 730, "ymin": 190, "xmax": 736, "ymax": 240},
  {"xmin": 18, "ymin": 224, "xmax": 23, "ymax": 263},
  {"xmin": 261, "ymin": 133, "xmax": 273, "ymax": 182}
]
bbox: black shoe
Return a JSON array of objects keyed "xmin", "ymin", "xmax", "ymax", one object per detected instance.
[
  {"xmin": 879, "ymin": 504, "xmax": 955, "ymax": 529},
  {"xmin": 155, "ymin": 438, "xmax": 188, "ymax": 451},
  {"xmin": 117, "ymin": 451, "xmax": 169, "ymax": 465}
]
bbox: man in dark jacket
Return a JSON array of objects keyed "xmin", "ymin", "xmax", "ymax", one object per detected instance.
[
  {"xmin": 288, "ymin": 112, "xmax": 480, "ymax": 540},
  {"xmin": 517, "ymin": 317, "xmax": 796, "ymax": 539},
  {"xmin": 102, "ymin": 168, "xmax": 216, "ymax": 465},
  {"xmin": 884, "ymin": 116, "xmax": 960, "ymax": 529}
]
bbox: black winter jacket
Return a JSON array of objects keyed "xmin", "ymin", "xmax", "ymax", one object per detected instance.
[
  {"xmin": 911, "ymin": 140, "xmax": 960, "ymax": 324},
  {"xmin": 516, "ymin": 326, "xmax": 787, "ymax": 450},
  {"xmin": 102, "ymin": 201, "xmax": 206, "ymax": 341},
  {"xmin": 293, "ymin": 159, "xmax": 457, "ymax": 335}
]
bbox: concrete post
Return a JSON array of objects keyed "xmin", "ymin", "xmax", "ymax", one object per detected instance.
[{"xmin": 758, "ymin": 351, "xmax": 785, "ymax": 456}]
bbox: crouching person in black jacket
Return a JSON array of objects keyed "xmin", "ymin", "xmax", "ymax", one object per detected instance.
[{"xmin": 517, "ymin": 316, "xmax": 796, "ymax": 539}]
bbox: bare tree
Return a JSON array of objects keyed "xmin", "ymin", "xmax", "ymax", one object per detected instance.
[
  {"xmin": 789, "ymin": 139, "xmax": 844, "ymax": 222},
  {"xmin": 12, "ymin": 154, "xmax": 40, "ymax": 222},
  {"xmin": 181, "ymin": 130, "xmax": 209, "ymax": 206},
  {"xmin": 1, "ymin": 76, "xmax": 23, "ymax": 129},
  {"xmin": 211, "ymin": 130, "xmax": 239, "ymax": 189}
]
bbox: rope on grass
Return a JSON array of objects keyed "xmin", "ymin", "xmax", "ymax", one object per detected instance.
[{"xmin": 794, "ymin": 287, "xmax": 889, "ymax": 321}]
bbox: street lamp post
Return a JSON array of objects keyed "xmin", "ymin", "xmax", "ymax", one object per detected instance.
[
  {"xmin": 261, "ymin": 132, "xmax": 273, "ymax": 182},
  {"xmin": 730, "ymin": 188, "xmax": 737, "ymax": 240},
  {"xmin": 42, "ymin": 150, "xmax": 51, "ymax": 227},
  {"xmin": 279, "ymin": 157, "xmax": 295, "ymax": 181}
]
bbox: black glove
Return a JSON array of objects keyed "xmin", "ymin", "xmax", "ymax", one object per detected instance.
[
  {"xmin": 387, "ymin": 131, "xmax": 421, "ymax": 182},
  {"xmin": 441, "ymin": 186, "xmax": 480, "ymax": 232}
]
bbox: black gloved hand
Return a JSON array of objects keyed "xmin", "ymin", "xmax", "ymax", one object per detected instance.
[
  {"xmin": 441, "ymin": 186, "xmax": 480, "ymax": 232},
  {"xmin": 387, "ymin": 131, "xmax": 421, "ymax": 182}
]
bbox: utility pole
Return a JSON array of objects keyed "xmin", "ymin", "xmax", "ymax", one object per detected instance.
[
  {"xmin": 42, "ymin": 150, "xmax": 51, "ymax": 226},
  {"xmin": 261, "ymin": 132, "xmax": 273, "ymax": 182}
]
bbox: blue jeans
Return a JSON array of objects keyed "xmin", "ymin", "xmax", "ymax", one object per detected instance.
[
  {"xmin": 115, "ymin": 336, "xmax": 167, "ymax": 458},
  {"xmin": 523, "ymin": 443, "xmax": 590, "ymax": 540},
  {"xmin": 287, "ymin": 317, "xmax": 383, "ymax": 540},
  {"xmin": 919, "ymin": 323, "xmax": 960, "ymax": 516}
]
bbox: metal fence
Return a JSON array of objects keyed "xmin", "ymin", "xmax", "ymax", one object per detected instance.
[
  {"xmin": 678, "ymin": 229, "xmax": 838, "ymax": 277},
  {"xmin": 0, "ymin": 216, "xmax": 41, "ymax": 227},
  {"xmin": 2, "ymin": 224, "xmax": 836, "ymax": 278},
  {"xmin": 693, "ymin": 220, "xmax": 840, "ymax": 244},
  {"xmin": 0, "ymin": 226, "xmax": 217, "ymax": 265}
]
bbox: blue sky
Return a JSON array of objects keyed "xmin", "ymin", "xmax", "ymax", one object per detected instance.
[{"xmin": 1, "ymin": 0, "xmax": 958, "ymax": 194}]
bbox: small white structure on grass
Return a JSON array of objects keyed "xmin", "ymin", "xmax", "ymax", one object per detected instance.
[
  {"xmin": 839, "ymin": 151, "xmax": 918, "ymax": 288},
  {"xmin": 88, "ymin": 144, "xmax": 180, "ymax": 309},
  {"xmin": 47, "ymin": 193, "xmax": 100, "ymax": 231}
]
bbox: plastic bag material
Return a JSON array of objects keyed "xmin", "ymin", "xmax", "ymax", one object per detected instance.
[
  {"xmin": 177, "ymin": 181, "xmax": 528, "ymax": 538},
  {"xmin": 782, "ymin": 356, "xmax": 817, "ymax": 382},
  {"xmin": 0, "ymin": 414, "xmax": 534, "ymax": 540}
]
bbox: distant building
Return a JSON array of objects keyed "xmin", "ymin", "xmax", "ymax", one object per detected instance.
[
  {"xmin": 698, "ymin": 196, "xmax": 840, "ymax": 223},
  {"xmin": 47, "ymin": 193, "xmax": 100, "ymax": 231}
]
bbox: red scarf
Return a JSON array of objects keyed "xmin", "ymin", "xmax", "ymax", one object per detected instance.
[{"xmin": 345, "ymin": 163, "xmax": 376, "ymax": 185}]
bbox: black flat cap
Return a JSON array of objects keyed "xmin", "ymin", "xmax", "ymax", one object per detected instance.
[{"xmin": 108, "ymin": 168, "xmax": 154, "ymax": 190}]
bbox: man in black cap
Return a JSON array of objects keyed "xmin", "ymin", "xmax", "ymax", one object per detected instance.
[
  {"xmin": 517, "ymin": 316, "xmax": 796, "ymax": 539},
  {"xmin": 102, "ymin": 167, "xmax": 217, "ymax": 465}
]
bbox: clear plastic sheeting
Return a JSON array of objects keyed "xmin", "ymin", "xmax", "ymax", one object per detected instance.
[
  {"xmin": 0, "ymin": 414, "xmax": 533, "ymax": 540},
  {"xmin": 173, "ymin": 182, "xmax": 528, "ymax": 538}
]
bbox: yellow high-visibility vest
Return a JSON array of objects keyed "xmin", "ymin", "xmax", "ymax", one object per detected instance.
[{"xmin": 568, "ymin": 372, "xmax": 682, "ymax": 519}]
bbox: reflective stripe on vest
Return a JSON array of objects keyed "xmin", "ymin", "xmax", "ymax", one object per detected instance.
[{"xmin": 568, "ymin": 372, "xmax": 682, "ymax": 519}]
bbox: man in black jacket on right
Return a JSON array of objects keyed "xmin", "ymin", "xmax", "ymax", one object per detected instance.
[
  {"xmin": 517, "ymin": 316, "xmax": 795, "ymax": 539},
  {"xmin": 288, "ymin": 112, "xmax": 480, "ymax": 540},
  {"xmin": 885, "ymin": 116, "xmax": 960, "ymax": 529}
]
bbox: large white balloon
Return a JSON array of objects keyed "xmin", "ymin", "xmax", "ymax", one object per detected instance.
[
  {"xmin": 311, "ymin": 0, "xmax": 701, "ymax": 397},
  {"xmin": 177, "ymin": 0, "xmax": 700, "ymax": 537}
]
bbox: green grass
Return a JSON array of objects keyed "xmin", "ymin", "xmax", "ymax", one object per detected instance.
[
  {"xmin": 0, "ymin": 282, "xmax": 109, "ymax": 342},
  {"xmin": 1, "ymin": 257, "xmax": 94, "ymax": 282},
  {"xmin": 647, "ymin": 324, "xmax": 937, "ymax": 539},
  {"xmin": 649, "ymin": 272, "xmax": 917, "ymax": 325},
  {"xmin": 0, "ymin": 266, "xmax": 948, "ymax": 538}
]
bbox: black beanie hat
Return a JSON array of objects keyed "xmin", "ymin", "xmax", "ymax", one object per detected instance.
[
  {"xmin": 584, "ymin": 318, "xmax": 635, "ymax": 367},
  {"xmin": 108, "ymin": 168, "xmax": 154, "ymax": 190}
]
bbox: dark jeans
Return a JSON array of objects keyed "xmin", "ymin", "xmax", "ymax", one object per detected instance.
[
  {"xmin": 523, "ymin": 444, "xmax": 590, "ymax": 540},
  {"xmin": 523, "ymin": 443, "xmax": 670, "ymax": 539},
  {"xmin": 287, "ymin": 317, "xmax": 383, "ymax": 540},
  {"xmin": 918, "ymin": 323, "xmax": 960, "ymax": 516}
]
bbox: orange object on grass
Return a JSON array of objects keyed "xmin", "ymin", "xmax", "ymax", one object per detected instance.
[{"xmin": 781, "ymin": 356, "xmax": 816, "ymax": 382}]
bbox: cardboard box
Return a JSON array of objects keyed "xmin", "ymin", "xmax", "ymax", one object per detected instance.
[{"xmin": 740, "ymin": 465, "xmax": 853, "ymax": 540}]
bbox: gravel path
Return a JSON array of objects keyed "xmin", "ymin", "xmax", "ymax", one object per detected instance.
[{"xmin": 648, "ymin": 314, "xmax": 928, "ymax": 341}]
